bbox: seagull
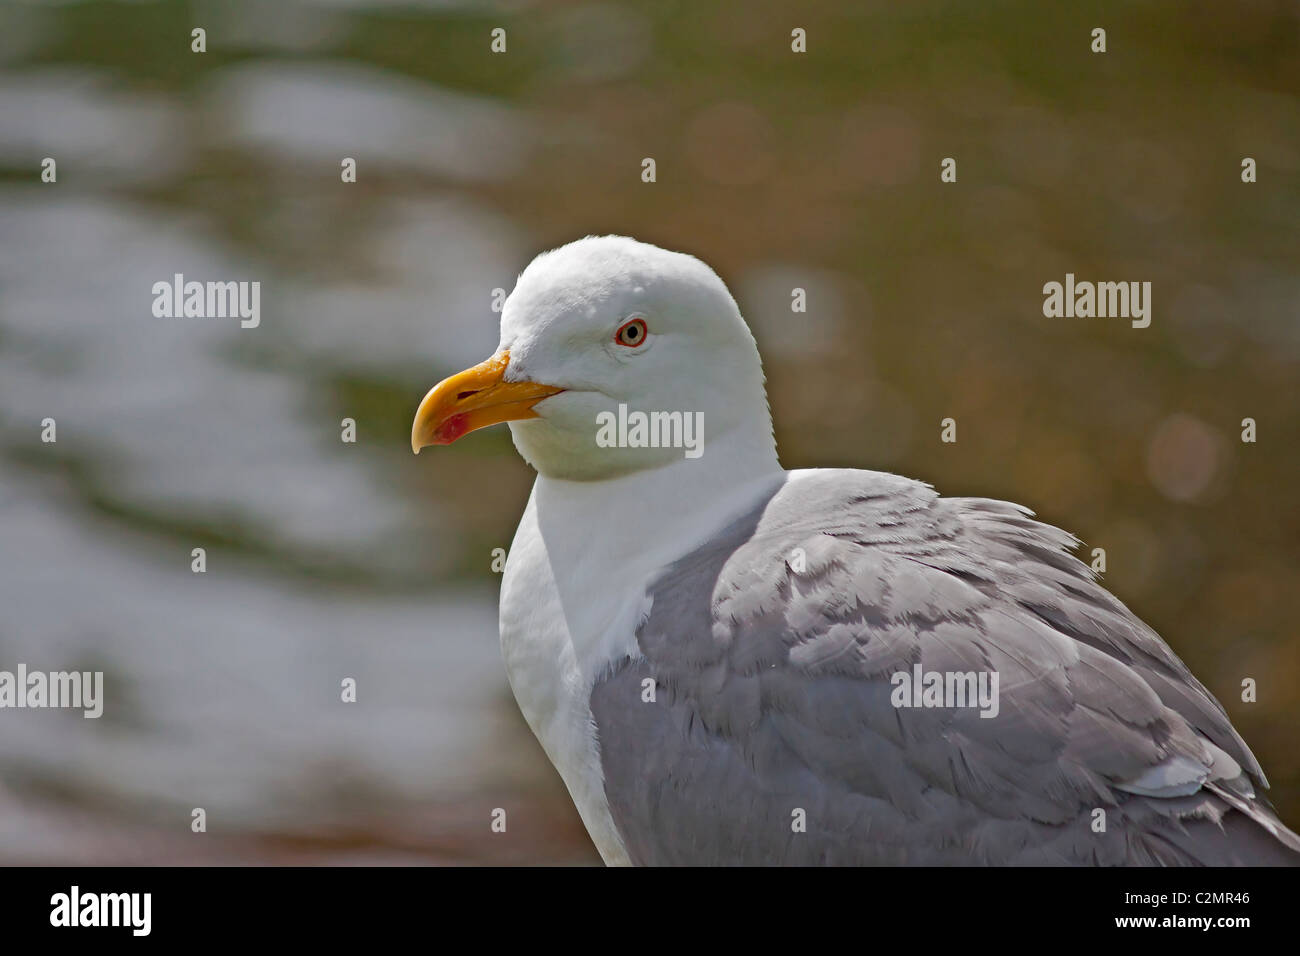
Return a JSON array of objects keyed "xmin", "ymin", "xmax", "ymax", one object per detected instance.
[{"xmin": 411, "ymin": 235, "xmax": 1299, "ymax": 865}]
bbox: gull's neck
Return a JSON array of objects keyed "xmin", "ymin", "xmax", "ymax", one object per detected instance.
[
  {"xmin": 529, "ymin": 421, "xmax": 784, "ymax": 664},
  {"xmin": 536, "ymin": 421, "xmax": 781, "ymax": 568}
]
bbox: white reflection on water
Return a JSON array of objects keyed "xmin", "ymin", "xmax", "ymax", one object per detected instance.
[
  {"xmin": 0, "ymin": 465, "xmax": 516, "ymax": 820},
  {"xmin": 280, "ymin": 194, "xmax": 526, "ymax": 374},
  {"xmin": 201, "ymin": 60, "xmax": 533, "ymax": 182},
  {"xmin": 0, "ymin": 68, "xmax": 189, "ymax": 183},
  {"xmin": 0, "ymin": 193, "xmax": 417, "ymax": 561}
]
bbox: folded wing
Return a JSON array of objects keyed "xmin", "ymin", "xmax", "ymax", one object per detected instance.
[{"xmin": 590, "ymin": 469, "xmax": 1300, "ymax": 865}]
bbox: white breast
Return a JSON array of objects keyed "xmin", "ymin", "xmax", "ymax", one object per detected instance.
[{"xmin": 498, "ymin": 486, "xmax": 637, "ymax": 866}]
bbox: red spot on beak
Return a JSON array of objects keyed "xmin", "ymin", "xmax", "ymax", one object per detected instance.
[{"xmin": 433, "ymin": 413, "xmax": 470, "ymax": 445}]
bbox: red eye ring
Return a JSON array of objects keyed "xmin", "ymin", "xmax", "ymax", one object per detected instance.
[{"xmin": 615, "ymin": 317, "xmax": 648, "ymax": 347}]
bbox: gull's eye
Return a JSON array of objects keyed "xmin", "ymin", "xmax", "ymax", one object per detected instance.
[{"xmin": 614, "ymin": 317, "xmax": 648, "ymax": 347}]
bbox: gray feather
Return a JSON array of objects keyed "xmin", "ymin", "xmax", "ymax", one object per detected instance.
[{"xmin": 589, "ymin": 469, "xmax": 1300, "ymax": 865}]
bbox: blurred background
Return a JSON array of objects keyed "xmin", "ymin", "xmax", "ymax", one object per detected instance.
[{"xmin": 0, "ymin": 0, "xmax": 1297, "ymax": 863}]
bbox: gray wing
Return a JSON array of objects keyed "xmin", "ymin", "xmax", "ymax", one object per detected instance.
[{"xmin": 590, "ymin": 469, "xmax": 1300, "ymax": 865}]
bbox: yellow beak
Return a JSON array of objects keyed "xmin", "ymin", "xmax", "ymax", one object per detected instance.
[{"xmin": 411, "ymin": 351, "xmax": 565, "ymax": 453}]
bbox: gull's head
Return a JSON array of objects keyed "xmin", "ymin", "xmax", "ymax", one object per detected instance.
[{"xmin": 412, "ymin": 236, "xmax": 773, "ymax": 481}]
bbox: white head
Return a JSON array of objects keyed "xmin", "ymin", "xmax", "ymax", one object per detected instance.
[{"xmin": 412, "ymin": 236, "xmax": 777, "ymax": 481}]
